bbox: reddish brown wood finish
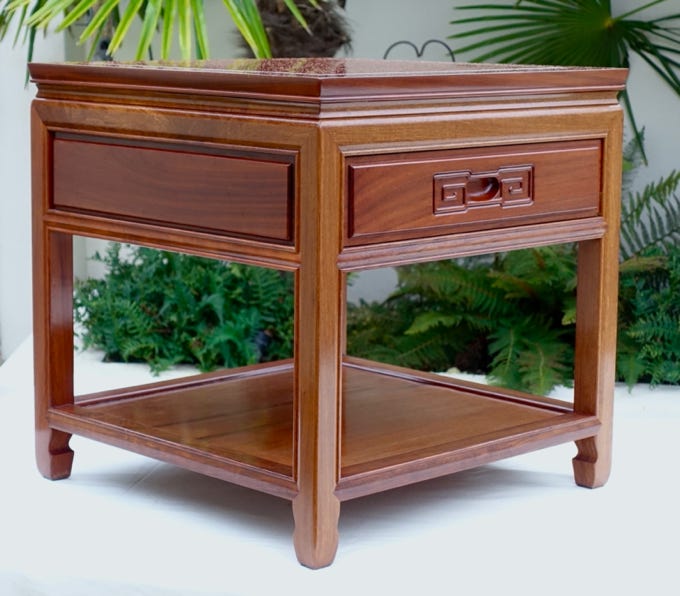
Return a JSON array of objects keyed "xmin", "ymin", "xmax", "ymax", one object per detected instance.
[
  {"xmin": 53, "ymin": 134, "xmax": 295, "ymax": 243},
  {"xmin": 346, "ymin": 139, "xmax": 601, "ymax": 244},
  {"xmin": 47, "ymin": 359, "xmax": 599, "ymax": 499},
  {"xmin": 29, "ymin": 58, "xmax": 626, "ymax": 568}
]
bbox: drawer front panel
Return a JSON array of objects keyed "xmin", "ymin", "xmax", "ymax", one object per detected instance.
[
  {"xmin": 346, "ymin": 140, "xmax": 601, "ymax": 245},
  {"xmin": 52, "ymin": 135, "xmax": 295, "ymax": 244}
]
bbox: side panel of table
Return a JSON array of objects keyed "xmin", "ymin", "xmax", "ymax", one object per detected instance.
[
  {"xmin": 31, "ymin": 100, "xmax": 310, "ymax": 485},
  {"xmin": 329, "ymin": 104, "xmax": 623, "ymax": 493}
]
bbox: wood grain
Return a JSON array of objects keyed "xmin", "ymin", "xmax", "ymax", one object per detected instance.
[
  {"xmin": 346, "ymin": 139, "xmax": 601, "ymax": 244},
  {"xmin": 53, "ymin": 134, "xmax": 295, "ymax": 244},
  {"xmin": 48, "ymin": 360, "xmax": 598, "ymax": 501}
]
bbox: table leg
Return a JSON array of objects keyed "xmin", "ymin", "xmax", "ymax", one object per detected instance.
[
  {"xmin": 572, "ymin": 236, "xmax": 619, "ymax": 488},
  {"xmin": 33, "ymin": 230, "xmax": 75, "ymax": 480},
  {"xmin": 292, "ymin": 341, "xmax": 341, "ymax": 569},
  {"xmin": 290, "ymin": 254, "xmax": 343, "ymax": 568},
  {"xmin": 292, "ymin": 481, "xmax": 340, "ymax": 569}
]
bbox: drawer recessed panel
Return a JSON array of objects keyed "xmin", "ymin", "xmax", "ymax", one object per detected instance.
[
  {"xmin": 346, "ymin": 140, "xmax": 602, "ymax": 245},
  {"xmin": 52, "ymin": 135, "xmax": 295, "ymax": 244}
]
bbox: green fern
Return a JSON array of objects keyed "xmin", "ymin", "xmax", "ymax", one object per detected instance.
[
  {"xmin": 346, "ymin": 298, "xmax": 454, "ymax": 372},
  {"xmin": 619, "ymin": 170, "xmax": 680, "ymax": 260},
  {"xmin": 347, "ymin": 245, "xmax": 577, "ymax": 394},
  {"xmin": 397, "ymin": 259, "xmax": 511, "ymax": 319},
  {"xmin": 489, "ymin": 320, "xmax": 573, "ymax": 395},
  {"xmin": 74, "ymin": 243, "xmax": 294, "ymax": 373},
  {"xmin": 617, "ymin": 243, "xmax": 680, "ymax": 387},
  {"xmin": 614, "ymin": 154, "xmax": 680, "ymax": 387}
]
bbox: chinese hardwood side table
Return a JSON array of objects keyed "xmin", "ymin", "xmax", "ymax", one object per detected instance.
[{"xmin": 29, "ymin": 59, "xmax": 627, "ymax": 568}]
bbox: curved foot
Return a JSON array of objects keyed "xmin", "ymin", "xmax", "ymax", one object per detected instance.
[
  {"xmin": 36, "ymin": 429, "xmax": 74, "ymax": 480},
  {"xmin": 292, "ymin": 494, "xmax": 340, "ymax": 569},
  {"xmin": 573, "ymin": 436, "xmax": 610, "ymax": 489}
]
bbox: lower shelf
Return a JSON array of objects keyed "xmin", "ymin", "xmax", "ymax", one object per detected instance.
[{"xmin": 48, "ymin": 358, "xmax": 600, "ymax": 501}]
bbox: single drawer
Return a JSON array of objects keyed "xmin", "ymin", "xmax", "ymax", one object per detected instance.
[
  {"xmin": 346, "ymin": 140, "xmax": 602, "ymax": 245},
  {"xmin": 52, "ymin": 135, "xmax": 295, "ymax": 244}
]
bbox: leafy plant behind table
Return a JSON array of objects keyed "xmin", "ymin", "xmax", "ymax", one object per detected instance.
[
  {"xmin": 424, "ymin": 0, "xmax": 680, "ymax": 390},
  {"xmin": 616, "ymin": 162, "xmax": 680, "ymax": 387},
  {"xmin": 74, "ymin": 244, "xmax": 294, "ymax": 374},
  {"xmin": 0, "ymin": 0, "xmax": 323, "ymax": 61},
  {"xmin": 347, "ymin": 247, "xmax": 578, "ymax": 396}
]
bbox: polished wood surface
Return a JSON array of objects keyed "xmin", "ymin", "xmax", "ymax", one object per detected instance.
[
  {"xmin": 48, "ymin": 359, "xmax": 599, "ymax": 502},
  {"xmin": 53, "ymin": 134, "xmax": 295, "ymax": 243},
  {"xmin": 346, "ymin": 139, "xmax": 601, "ymax": 244},
  {"xmin": 30, "ymin": 58, "xmax": 626, "ymax": 568}
]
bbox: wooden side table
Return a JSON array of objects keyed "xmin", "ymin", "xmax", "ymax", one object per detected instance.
[{"xmin": 29, "ymin": 59, "xmax": 626, "ymax": 568}]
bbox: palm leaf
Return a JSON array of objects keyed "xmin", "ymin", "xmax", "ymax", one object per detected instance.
[
  {"xmin": 222, "ymin": 0, "xmax": 270, "ymax": 58},
  {"xmin": 2, "ymin": 0, "xmax": 44, "ymax": 62},
  {"xmin": 134, "ymin": 0, "xmax": 162, "ymax": 60},
  {"xmin": 177, "ymin": 0, "xmax": 191, "ymax": 57},
  {"xmin": 189, "ymin": 0, "xmax": 208, "ymax": 58},
  {"xmin": 2, "ymin": 0, "xmax": 318, "ymax": 62},
  {"xmin": 78, "ymin": 0, "xmax": 118, "ymax": 44},
  {"xmin": 54, "ymin": 0, "xmax": 96, "ymax": 31},
  {"xmin": 23, "ymin": 0, "xmax": 72, "ymax": 29},
  {"xmin": 450, "ymin": 0, "xmax": 680, "ymax": 163},
  {"xmin": 106, "ymin": 0, "xmax": 143, "ymax": 56},
  {"xmin": 159, "ymin": 0, "xmax": 176, "ymax": 57}
]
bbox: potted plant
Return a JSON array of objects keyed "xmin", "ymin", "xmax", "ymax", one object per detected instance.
[{"xmin": 0, "ymin": 0, "xmax": 348, "ymax": 61}]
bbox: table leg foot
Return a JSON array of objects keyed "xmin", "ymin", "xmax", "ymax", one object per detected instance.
[
  {"xmin": 36, "ymin": 429, "xmax": 74, "ymax": 480},
  {"xmin": 572, "ymin": 435, "xmax": 610, "ymax": 488},
  {"xmin": 292, "ymin": 494, "xmax": 340, "ymax": 569}
]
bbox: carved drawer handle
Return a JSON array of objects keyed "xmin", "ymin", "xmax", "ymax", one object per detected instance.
[
  {"xmin": 433, "ymin": 165, "xmax": 533, "ymax": 215},
  {"xmin": 465, "ymin": 176, "xmax": 500, "ymax": 203}
]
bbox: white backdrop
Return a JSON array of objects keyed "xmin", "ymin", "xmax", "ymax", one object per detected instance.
[{"xmin": 0, "ymin": 22, "xmax": 64, "ymax": 360}]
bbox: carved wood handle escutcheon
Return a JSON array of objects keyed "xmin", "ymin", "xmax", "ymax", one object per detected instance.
[{"xmin": 433, "ymin": 165, "xmax": 534, "ymax": 215}]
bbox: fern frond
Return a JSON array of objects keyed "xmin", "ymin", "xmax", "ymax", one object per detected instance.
[
  {"xmin": 617, "ymin": 241, "xmax": 680, "ymax": 386},
  {"xmin": 620, "ymin": 169, "xmax": 680, "ymax": 260},
  {"xmin": 396, "ymin": 260, "xmax": 510, "ymax": 317},
  {"xmin": 488, "ymin": 318, "xmax": 573, "ymax": 395},
  {"xmin": 74, "ymin": 244, "xmax": 294, "ymax": 373},
  {"xmin": 405, "ymin": 311, "xmax": 464, "ymax": 335}
]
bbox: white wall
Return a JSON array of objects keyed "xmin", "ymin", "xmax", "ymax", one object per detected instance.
[
  {"xmin": 1, "ymin": 0, "xmax": 678, "ymax": 358},
  {"xmin": 621, "ymin": 0, "xmax": 680, "ymax": 187},
  {"xmin": 0, "ymin": 22, "xmax": 64, "ymax": 360}
]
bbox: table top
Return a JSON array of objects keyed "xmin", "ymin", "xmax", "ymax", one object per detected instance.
[{"xmin": 29, "ymin": 58, "xmax": 627, "ymax": 106}]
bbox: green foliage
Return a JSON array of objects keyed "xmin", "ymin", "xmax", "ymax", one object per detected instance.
[
  {"xmin": 619, "ymin": 170, "xmax": 680, "ymax": 260},
  {"xmin": 347, "ymin": 247, "xmax": 578, "ymax": 396},
  {"xmin": 450, "ymin": 0, "xmax": 680, "ymax": 161},
  {"xmin": 488, "ymin": 320, "xmax": 573, "ymax": 394},
  {"xmin": 74, "ymin": 243, "xmax": 294, "ymax": 373},
  {"xmin": 617, "ymin": 244, "xmax": 680, "ymax": 387},
  {"xmin": 616, "ymin": 165, "xmax": 680, "ymax": 387},
  {"xmin": 0, "ymin": 0, "xmax": 318, "ymax": 62}
]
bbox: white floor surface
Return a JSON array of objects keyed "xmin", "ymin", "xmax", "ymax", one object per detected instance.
[{"xmin": 1, "ymin": 337, "xmax": 679, "ymax": 596}]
